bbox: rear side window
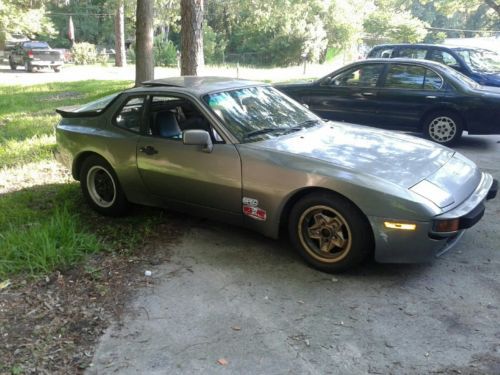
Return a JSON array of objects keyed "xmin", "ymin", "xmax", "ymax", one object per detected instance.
[
  {"xmin": 398, "ymin": 48, "xmax": 427, "ymax": 59},
  {"xmin": 370, "ymin": 48, "xmax": 394, "ymax": 58},
  {"xmin": 329, "ymin": 64, "xmax": 384, "ymax": 87},
  {"xmin": 423, "ymin": 70, "xmax": 443, "ymax": 90},
  {"xmin": 114, "ymin": 97, "xmax": 145, "ymax": 133},
  {"xmin": 384, "ymin": 64, "xmax": 443, "ymax": 90}
]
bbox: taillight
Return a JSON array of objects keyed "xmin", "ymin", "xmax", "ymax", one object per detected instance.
[{"xmin": 27, "ymin": 50, "xmax": 34, "ymax": 58}]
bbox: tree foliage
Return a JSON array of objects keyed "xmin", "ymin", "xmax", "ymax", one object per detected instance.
[
  {"xmin": 1, "ymin": 0, "xmax": 498, "ymax": 68},
  {"xmin": 364, "ymin": 9, "xmax": 429, "ymax": 44},
  {"xmin": 0, "ymin": 1, "xmax": 55, "ymax": 46}
]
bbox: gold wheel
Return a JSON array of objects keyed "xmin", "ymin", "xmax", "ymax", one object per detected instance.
[{"xmin": 297, "ymin": 205, "xmax": 352, "ymax": 263}]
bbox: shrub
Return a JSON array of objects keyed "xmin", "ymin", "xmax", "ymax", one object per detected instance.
[
  {"xmin": 71, "ymin": 42, "xmax": 98, "ymax": 65},
  {"xmin": 97, "ymin": 50, "xmax": 109, "ymax": 65},
  {"xmin": 153, "ymin": 37, "xmax": 178, "ymax": 67}
]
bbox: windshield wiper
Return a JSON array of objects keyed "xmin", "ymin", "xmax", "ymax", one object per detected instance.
[
  {"xmin": 243, "ymin": 128, "xmax": 287, "ymax": 140},
  {"xmin": 281, "ymin": 120, "xmax": 321, "ymax": 134}
]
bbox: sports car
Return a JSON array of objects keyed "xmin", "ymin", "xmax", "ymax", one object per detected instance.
[{"xmin": 55, "ymin": 77, "xmax": 497, "ymax": 272}]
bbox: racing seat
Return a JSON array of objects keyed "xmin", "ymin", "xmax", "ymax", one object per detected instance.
[{"xmin": 155, "ymin": 111, "xmax": 181, "ymax": 138}]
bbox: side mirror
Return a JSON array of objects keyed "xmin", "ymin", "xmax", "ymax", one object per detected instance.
[{"xmin": 183, "ymin": 129, "xmax": 213, "ymax": 153}]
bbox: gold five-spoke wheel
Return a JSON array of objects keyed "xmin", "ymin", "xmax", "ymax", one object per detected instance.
[
  {"xmin": 289, "ymin": 192, "xmax": 373, "ymax": 272},
  {"xmin": 299, "ymin": 206, "xmax": 352, "ymax": 263}
]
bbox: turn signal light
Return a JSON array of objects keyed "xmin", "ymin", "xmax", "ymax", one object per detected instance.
[
  {"xmin": 27, "ymin": 50, "xmax": 34, "ymax": 58},
  {"xmin": 433, "ymin": 219, "xmax": 459, "ymax": 232},
  {"xmin": 384, "ymin": 222, "xmax": 416, "ymax": 231}
]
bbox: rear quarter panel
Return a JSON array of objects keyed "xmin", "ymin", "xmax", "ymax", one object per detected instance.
[{"xmin": 56, "ymin": 111, "xmax": 152, "ymax": 205}]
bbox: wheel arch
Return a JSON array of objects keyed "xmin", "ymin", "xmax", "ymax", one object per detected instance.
[
  {"xmin": 278, "ymin": 187, "xmax": 374, "ymax": 243},
  {"xmin": 72, "ymin": 151, "xmax": 111, "ymax": 181},
  {"xmin": 419, "ymin": 107, "xmax": 467, "ymax": 132}
]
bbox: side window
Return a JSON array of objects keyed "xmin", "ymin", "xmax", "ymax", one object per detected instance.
[
  {"xmin": 114, "ymin": 97, "xmax": 144, "ymax": 133},
  {"xmin": 329, "ymin": 64, "xmax": 384, "ymax": 88},
  {"xmin": 149, "ymin": 95, "xmax": 224, "ymax": 142},
  {"xmin": 398, "ymin": 48, "xmax": 427, "ymax": 59},
  {"xmin": 428, "ymin": 50, "xmax": 459, "ymax": 68},
  {"xmin": 384, "ymin": 64, "xmax": 426, "ymax": 89},
  {"xmin": 423, "ymin": 69, "xmax": 443, "ymax": 90}
]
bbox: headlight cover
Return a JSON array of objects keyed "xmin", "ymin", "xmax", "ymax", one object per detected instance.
[{"xmin": 410, "ymin": 179, "xmax": 454, "ymax": 208}]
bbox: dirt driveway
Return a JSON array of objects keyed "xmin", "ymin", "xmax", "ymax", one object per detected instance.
[{"xmin": 87, "ymin": 136, "xmax": 500, "ymax": 374}]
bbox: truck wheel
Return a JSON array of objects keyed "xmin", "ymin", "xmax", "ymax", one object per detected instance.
[
  {"xmin": 9, "ymin": 58, "xmax": 16, "ymax": 70},
  {"xmin": 25, "ymin": 61, "xmax": 34, "ymax": 73},
  {"xmin": 53, "ymin": 66, "xmax": 62, "ymax": 73}
]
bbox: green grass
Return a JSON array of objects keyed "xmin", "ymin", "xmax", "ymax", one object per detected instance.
[
  {"xmin": 0, "ymin": 186, "xmax": 100, "ymax": 275},
  {"xmin": 0, "ymin": 80, "xmax": 170, "ymax": 278},
  {"xmin": 0, "ymin": 80, "xmax": 132, "ymax": 169}
]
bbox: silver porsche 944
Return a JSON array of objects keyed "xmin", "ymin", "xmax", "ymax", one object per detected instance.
[{"xmin": 55, "ymin": 77, "xmax": 497, "ymax": 272}]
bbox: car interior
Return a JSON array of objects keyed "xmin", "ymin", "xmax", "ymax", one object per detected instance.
[{"xmin": 148, "ymin": 96, "xmax": 223, "ymax": 142}]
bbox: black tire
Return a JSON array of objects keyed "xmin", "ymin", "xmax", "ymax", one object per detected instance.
[
  {"xmin": 288, "ymin": 192, "xmax": 373, "ymax": 273},
  {"xmin": 25, "ymin": 61, "xmax": 33, "ymax": 73},
  {"xmin": 80, "ymin": 155, "xmax": 129, "ymax": 216},
  {"xmin": 53, "ymin": 66, "xmax": 61, "ymax": 73},
  {"xmin": 423, "ymin": 111, "xmax": 463, "ymax": 146},
  {"xmin": 9, "ymin": 57, "xmax": 16, "ymax": 70}
]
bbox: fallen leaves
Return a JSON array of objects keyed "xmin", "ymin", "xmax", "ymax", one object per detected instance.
[{"xmin": 217, "ymin": 358, "xmax": 229, "ymax": 366}]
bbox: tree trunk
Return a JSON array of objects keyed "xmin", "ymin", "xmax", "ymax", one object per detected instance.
[
  {"xmin": 135, "ymin": 0, "xmax": 154, "ymax": 86},
  {"xmin": 114, "ymin": 0, "xmax": 126, "ymax": 67},
  {"xmin": 180, "ymin": 0, "xmax": 204, "ymax": 76}
]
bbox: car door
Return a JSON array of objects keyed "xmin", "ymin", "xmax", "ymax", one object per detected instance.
[
  {"xmin": 305, "ymin": 63, "xmax": 385, "ymax": 124},
  {"xmin": 375, "ymin": 63, "xmax": 446, "ymax": 130},
  {"xmin": 136, "ymin": 94, "xmax": 242, "ymax": 215}
]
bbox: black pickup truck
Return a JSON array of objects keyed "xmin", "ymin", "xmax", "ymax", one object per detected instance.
[{"xmin": 9, "ymin": 41, "xmax": 64, "ymax": 73}]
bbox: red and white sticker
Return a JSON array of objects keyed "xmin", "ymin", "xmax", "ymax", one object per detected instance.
[{"xmin": 243, "ymin": 205, "xmax": 267, "ymax": 221}]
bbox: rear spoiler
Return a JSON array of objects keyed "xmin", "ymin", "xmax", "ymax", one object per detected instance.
[{"xmin": 55, "ymin": 106, "xmax": 103, "ymax": 118}]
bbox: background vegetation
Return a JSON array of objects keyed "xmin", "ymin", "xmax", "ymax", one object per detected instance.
[{"xmin": 1, "ymin": 0, "xmax": 499, "ymax": 67}]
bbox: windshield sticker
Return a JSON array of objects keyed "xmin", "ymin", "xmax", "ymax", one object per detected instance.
[{"xmin": 243, "ymin": 205, "xmax": 267, "ymax": 221}]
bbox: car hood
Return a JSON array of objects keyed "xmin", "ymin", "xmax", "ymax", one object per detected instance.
[{"xmin": 254, "ymin": 122, "xmax": 455, "ymax": 189}]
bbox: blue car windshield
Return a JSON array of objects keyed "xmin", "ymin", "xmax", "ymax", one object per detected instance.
[
  {"xmin": 204, "ymin": 86, "xmax": 320, "ymax": 143},
  {"xmin": 455, "ymin": 49, "xmax": 500, "ymax": 74}
]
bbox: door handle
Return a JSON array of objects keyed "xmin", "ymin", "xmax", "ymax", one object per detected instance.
[
  {"xmin": 361, "ymin": 92, "xmax": 376, "ymax": 96},
  {"xmin": 139, "ymin": 146, "xmax": 158, "ymax": 155},
  {"xmin": 426, "ymin": 95, "xmax": 437, "ymax": 99}
]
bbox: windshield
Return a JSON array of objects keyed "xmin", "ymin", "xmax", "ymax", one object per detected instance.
[
  {"xmin": 23, "ymin": 41, "xmax": 50, "ymax": 49},
  {"xmin": 76, "ymin": 93, "xmax": 120, "ymax": 112},
  {"xmin": 204, "ymin": 86, "xmax": 320, "ymax": 143},
  {"xmin": 444, "ymin": 65, "xmax": 481, "ymax": 88},
  {"xmin": 455, "ymin": 49, "xmax": 500, "ymax": 73}
]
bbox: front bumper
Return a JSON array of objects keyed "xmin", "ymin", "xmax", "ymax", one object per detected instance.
[{"xmin": 371, "ymin": 173, "xmax": 497, "ymax": 263}]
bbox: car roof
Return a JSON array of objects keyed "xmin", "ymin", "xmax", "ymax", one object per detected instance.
[
  {"xmin": 354, "ymin": 58, "xmax": 449, "ymax": 69},
  {"xmin": 370, "ymin": 43, "xmax": 477, "ymax": 51},
  {"xmin": 135, "ymin": 76, "xmax": 266, "ymax": 96}
]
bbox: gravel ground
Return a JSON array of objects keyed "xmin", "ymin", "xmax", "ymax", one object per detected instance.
[{"xmin": 89, "ymin": 135, "xmax": 500, "ymax": 375}]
